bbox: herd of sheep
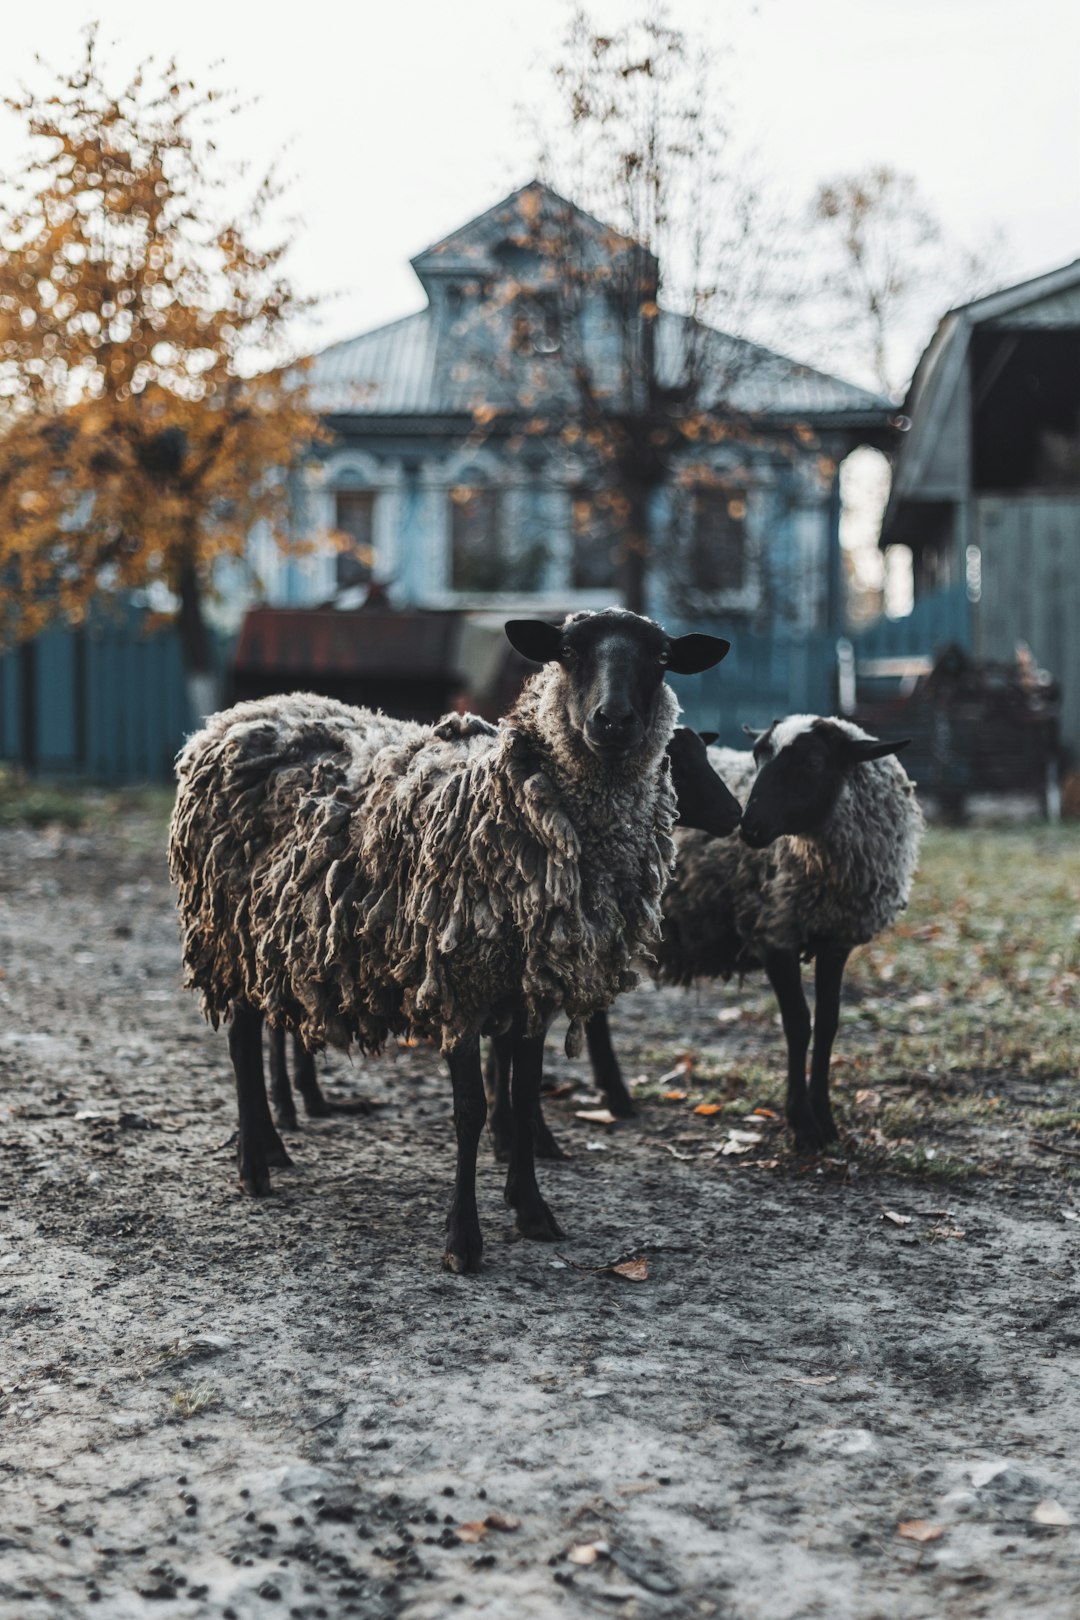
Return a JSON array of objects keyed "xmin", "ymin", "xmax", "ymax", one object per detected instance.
[{"xmin": 168, "ymin": 608, "xmax": 923, "ymax": 1273}]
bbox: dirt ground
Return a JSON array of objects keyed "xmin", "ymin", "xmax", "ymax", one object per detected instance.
[{"xmin": 2, "ymin": 808, "xmax": 1080, "ymax": 1620}]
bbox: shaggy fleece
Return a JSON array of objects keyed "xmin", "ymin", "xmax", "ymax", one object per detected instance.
[
  {"xmin": 657, "ymin": 719, "xmax": 925, "ymax": 984},
  {"xmin": 169, "ymin": 671, "xmax": 679, "ymax": 1057}
]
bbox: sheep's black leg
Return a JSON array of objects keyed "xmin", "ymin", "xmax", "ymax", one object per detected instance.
[
  {"xmin": 444, "ymin": 1039, "xmax": 486, "ymax": 1274},
  {"xmin": 288, "ymin": 1036, "xmax": 369, "ymax": 1118},
  {"xmin": 808, "ymin": 945, "xmax": 849, "ymax": 1146},
  {"xmin": 267, "ymin": 1022, "xmax": 299, "ymax": 1131},
  {"xmin": 230, "ymin": 1004, "xmax": 292, "ymax": 1195},
  {"xmin": 585, "ymin": 1010, "xmax": 635, "ymax": 1118},
  {"xmin": 763, "ymin": 949, "xmax": 818, "ymax": 1152},
  {"xmin": 485, "ymin": 1031, "xmax": 514, "ymax": 1162},
  {"xmin": 292, "ymin": 1036, "xmax": 332, "ymax": 1117},
  {"xmin": 504, "ymin": 1026, "xmax": 565, "ymax": 1243}
]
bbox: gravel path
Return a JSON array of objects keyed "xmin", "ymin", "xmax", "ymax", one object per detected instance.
[{"xmin": 2, "ymin": 815, "xmax": 1079, "ymax": 1619}]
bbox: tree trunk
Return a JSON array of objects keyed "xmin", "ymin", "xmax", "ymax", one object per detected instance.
[
  {"xmin": 176, "ymin": 557, "xmax": 221, "ymax": 722},
  {"xmin": 620, "ymin": 480, "xmax": 650, "ymax": 617}
]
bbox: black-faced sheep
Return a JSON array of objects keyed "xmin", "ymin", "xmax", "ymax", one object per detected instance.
[
  {"xmin": 583, "ymin": 715, "xmax": 923, "ymax": 1151},
  {"xmin": 483, "ymin": 724, "xmax": 742, "ymax": 1159},
  {"xmin": 168, "ymin": 609, "xmax": 729, "ymax": 1272},
  {"xmin": 266, "ymin": 725, "xmax": 742, "ymax": 1143}
]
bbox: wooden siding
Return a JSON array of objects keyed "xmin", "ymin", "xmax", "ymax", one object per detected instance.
[{"xmin": 974, "ymin": 495, "xmax": 1080, "ymax": 753}]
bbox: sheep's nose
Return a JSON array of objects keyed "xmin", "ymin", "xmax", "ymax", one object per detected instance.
[{"xmin": 591, "ymin": 703, "xmax": 635, "ymax": 737}]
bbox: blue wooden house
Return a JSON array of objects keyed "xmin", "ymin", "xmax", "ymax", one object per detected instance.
[{"xmin": 1, "ymin": 182, "xmax": 894, "ymax": 779}]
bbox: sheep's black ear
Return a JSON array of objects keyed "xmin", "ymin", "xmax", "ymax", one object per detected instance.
[
  {"xmin": 504, "ymin": 620, "xmax": 563, "ymax": 663},
  {"xmin": 845, "ymin": 735, "xmax": 911, "ymax": 763},
  {"xmin": 666, "ymin": 634, "xmax": 730, "ymax": 674},
  {"xmin": 698, "ymin": 731, "xmax": 720, "ymax": 746}
]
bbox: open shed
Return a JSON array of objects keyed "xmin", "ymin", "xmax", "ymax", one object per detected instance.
[{"xmin": 882, "ymin": 259, "xmax": 1080, "ymax": 757}]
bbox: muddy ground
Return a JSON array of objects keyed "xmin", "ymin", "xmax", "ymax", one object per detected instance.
[{"xmin": 2, "ymin": 809, "xmax": 1079, "ymax": 1620}]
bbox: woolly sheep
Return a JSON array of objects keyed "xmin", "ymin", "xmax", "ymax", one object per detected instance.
[
  {"xmin": 168, "ymin": 609, "xmax": 729, "ymax": 1272},
  {"xmin": 484, "ymin": 724, "xmax": 742, "ymax": 1159},
  {"xmin": 265, "ymin": 725, "xmax": 742, "ymax": 1146},
  {"xmin": 584, "ymin": 715, "xmax": 924, "ymax": 1151}
]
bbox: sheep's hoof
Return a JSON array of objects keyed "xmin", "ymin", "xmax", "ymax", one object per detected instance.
[
  {"xmin": 602, "ymin": 1087, "xmax": 636, "ymax": 1120},
  {"xmin": 488, "ymin": 1119, "xmax": 513, "ymax": 1164},
  {"xmin": 443, "ymin": 1209, "xmax": 484, "ymax": 1274},
  {"xmin": 262, "ymin": 1132, "xmax": 294, "ymax": 1169},
  {"xmin": 514, "ymin": 1200, "xmax": 565, "ymax": 1243},
  {"xmin": 273, "ymin": 1103, "xmax": 300, "ymax": 1132},
  {"xmin": 789, "ymin": 1110, "xmax": 838, "ymax": 1155},
  {"xmin": 238, "ymin": 1159, "xmax": 273, "ymax": 1197},
  {"xmin": 506, "ymin": 1176, "xmax": 566, "ymax": 1242},
  {"xmin": 532, "ymin": 1118, "xmax": 568, "ymax": 1160}
]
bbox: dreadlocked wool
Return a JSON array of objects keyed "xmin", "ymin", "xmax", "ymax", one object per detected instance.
[
  {"xmin": 656, "ymin": 720, "xmax": 924, "ymax": 984},
  {"xmin": 169, "ymin": 675, "xmax": 679, "ymax": 1060}
]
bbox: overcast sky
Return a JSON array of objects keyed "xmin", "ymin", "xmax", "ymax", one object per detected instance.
[{"xmin": 2, "ymin": 0, "xmax": 1077, "ymax": 385}]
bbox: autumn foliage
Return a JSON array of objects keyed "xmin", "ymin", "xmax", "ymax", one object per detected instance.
[{"xmin": 0, "ymin": 32, "xmax": 321, "ymax": 676}]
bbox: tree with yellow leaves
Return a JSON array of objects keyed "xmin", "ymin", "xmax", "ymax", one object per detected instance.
[{"xmin": 0, "ymin": 30, "xmax": 321, "ymax": 711}]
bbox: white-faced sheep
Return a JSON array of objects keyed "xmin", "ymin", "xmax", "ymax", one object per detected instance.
[
  {"xmin": 583, "ymin": 716, "xmax": 924, "ymax": 1151},
  {"xmin": 168, "ymin": 609, "xmax": 730, "ymax": 1272}
]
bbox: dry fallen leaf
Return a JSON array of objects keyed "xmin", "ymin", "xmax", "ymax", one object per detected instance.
[
  {"xmin": 657, "ymin": 1056, "xmax": 696, "ymax": 1085},
  {"xmin": 780, "ymin": 1374, "xmax": 838, "ymax": 1386},
  {"xmin": 693, "ymin": 1103, "xmax": 722, "ymax": 1117},
  {"xmin": 485, "ymin": 1511, "xmax": 521, "ymax": 1532},
  {"xmin": 752, "ymin": 1107, "xmax": 779, "ymax": 1119},
  {"xmin": 568, "ymin": 1542, "xmax": 608, "ymax": 1565},
  {"xmin": 882, "ymin": 1210, "xmax": 913, "ymax": 1227},
  {"xmin": 611, "ymin": 1258, "xmax": 648, "ymax": 1282},
  {"xmin": 575, "ymin": 1108, "xmax": 617, "ymax": 1125},
  {"xmin": 1031, "ymin": 1499, "xmax": 1073, "ymax": 1527},
  {"xmin": 663, "ymin": 1089, "xmax": 688, "ymax": 1102},
  {"xmin": 457, "ymin": 1522, "xmax": 488, "ymax": 1543},
  {"xmin": 898, "ymin": 1520, "xmax": 943, "ymax": 1543},
  {"xmin": 929, "ymin": 1226, "xmax": 967, "ymax": 1240},
  {"xmin": 855, "ymin": 1089, "xmax": 882, "ymax": 1109},
  {"xmin": 663, "ymin": 1144, "xmax": 696, "ymax": 1161}
]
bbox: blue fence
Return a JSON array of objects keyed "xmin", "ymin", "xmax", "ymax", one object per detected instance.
[
  {"xmin": 669, "ymin": 584, "xmax": 972, "ymax": 744},
  {"xmin": 0, "ymin": 585, "xmax": 973, "ymax": 784},
  {"xmin": 0, "ymin": 607, "xmax": 197, "ymax": 784}
]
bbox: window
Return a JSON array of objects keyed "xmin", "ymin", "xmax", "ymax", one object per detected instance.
[
  {"xmin": 450, "ymin": 486, "xmax": 503, "ymax": 591},
  {"xmin": 571, "ymin": 489, "xmax": 619, "ymax": 590},
  {"xmin": 333, "ymin": 490, "xmax": 374, "ymax": 588},
  {"xmin": 690, "ymin": 488, "xmax": 747, "ymax": 593},
  {"xmin": 510, "ymin": 291, "xmax": 561, "ymax": 357}
]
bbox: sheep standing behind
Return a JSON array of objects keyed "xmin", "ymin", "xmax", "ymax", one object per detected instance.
[
  {"xmin": 585, "ymin": 716, "xmax": 924, "ymax": 1150},
  {"xmin": 168, "ymin": 609, "xmax": 729, "ymax": 1271}
]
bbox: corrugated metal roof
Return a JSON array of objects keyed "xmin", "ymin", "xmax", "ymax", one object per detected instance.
[{"xmin": 310, "ymin": 305, "xmax": 888, "ymax": 422}]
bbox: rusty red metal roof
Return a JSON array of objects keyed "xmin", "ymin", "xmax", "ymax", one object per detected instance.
[{"xmin": 233, "ymin": 608, "xmax": 464, "ymax": 679}]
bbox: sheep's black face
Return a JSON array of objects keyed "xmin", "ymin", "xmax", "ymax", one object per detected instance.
[
  {"xmin": 667, "ymin": 729, "xmax": 742, "ymax": 837},
  {"xmin": 505, "ymin": 613, "xmax": 730, "ymax": 762},
  {"xmin": 740, "ymin": 718, "xmax": 910, "ymax": 848}
]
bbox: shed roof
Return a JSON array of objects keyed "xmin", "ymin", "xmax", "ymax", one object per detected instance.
[{"xmin": 886, "ymin": 257, "xmax": 1080, "ymax": 520}]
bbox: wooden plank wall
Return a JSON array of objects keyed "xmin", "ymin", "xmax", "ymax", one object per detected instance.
[{"xmin": 975, "ymin": 494, "xmax": 1080, "ymax": 756}]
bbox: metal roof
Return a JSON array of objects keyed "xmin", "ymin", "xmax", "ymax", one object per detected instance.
[
  {"xmin": 309, "ymin": 305, "xmax": 888, "ymax": 424},
  {"xmin": 308, "ymin": 183, "xmax": 890, "ymax": 427},
  {"xmin": 883, "ymin": 256, "xmax": 1080, "ymax": 529}
]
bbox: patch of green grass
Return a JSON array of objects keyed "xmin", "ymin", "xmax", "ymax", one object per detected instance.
[
  {"xmin": 171, "ymin": 1384, "xmax": 219, "ymax": 1419},
  {"xmin": 0, "ymin": 766, "xmax": 175, "ymax": 833},
  {"xmin": 641, "ymin": 828, "xmax": 1080, "ymax": 1180}
]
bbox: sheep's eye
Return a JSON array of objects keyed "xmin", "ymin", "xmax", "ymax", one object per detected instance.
[{"xmin": 560, "ymin": 643, "xmax": 574, "ymax": 660}]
